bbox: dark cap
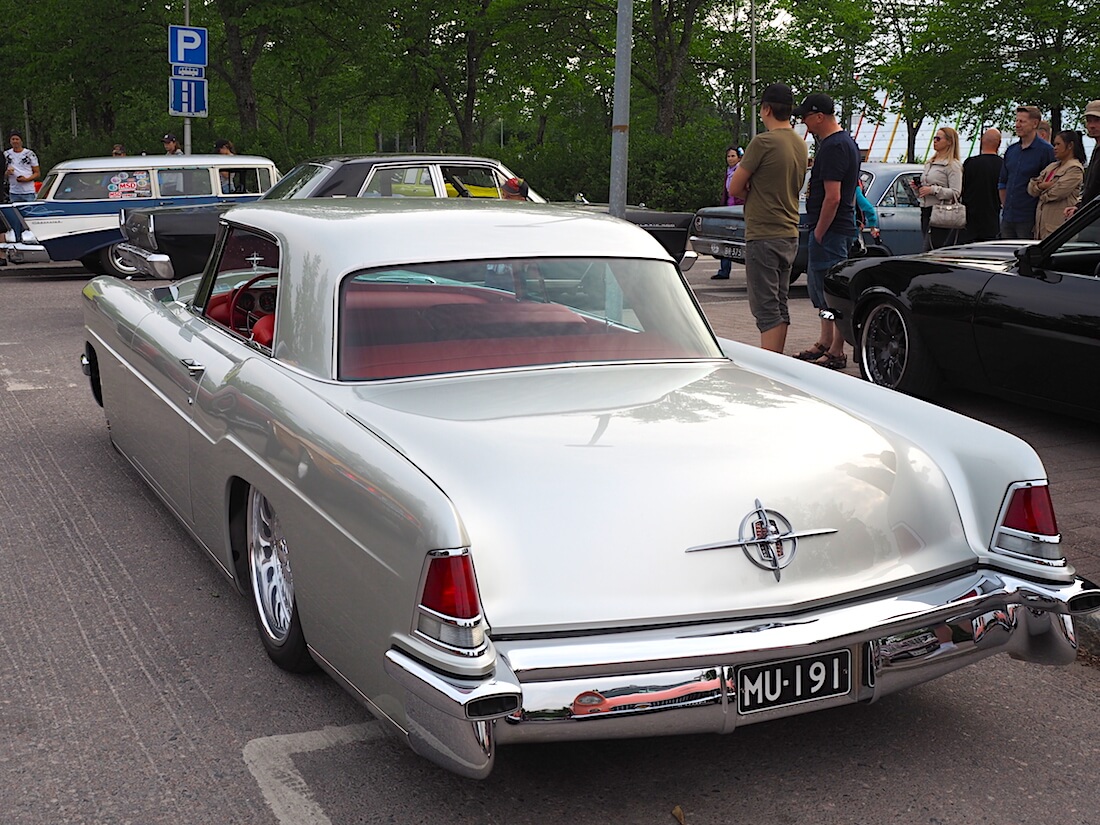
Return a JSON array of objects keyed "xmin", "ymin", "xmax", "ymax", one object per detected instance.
[
  {"xmin": 761, "ymin": 83, "xmax": 794, "ymax": 106},
  {"xmin": 161, "ymin": 133, "xmax": 178, "ymax": 143},
  {"xmin": 793, "ymin": 93, "xmax": 835, "ymax": 118}
]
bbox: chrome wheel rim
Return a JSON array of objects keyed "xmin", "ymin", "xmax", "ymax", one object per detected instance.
[
  {"xmin": 861, "ymin": 303, "xmax": 909, "ymax": 389},
  {"xmin": 107, "ymin": 243, "xmax": 140, "ymax": 276},
  {"xmin": 248, "ymin": 490, "xmax": 294, "ymax": 645}
]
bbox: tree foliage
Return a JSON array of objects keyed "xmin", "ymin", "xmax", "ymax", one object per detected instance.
[{"xmin": 0, "ymin": 0, "xmax": 1093, "ymax": 210}]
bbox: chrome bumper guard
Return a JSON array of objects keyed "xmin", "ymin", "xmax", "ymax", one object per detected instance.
[
  {"xmin": 385, "ymin": 569, "xmax": 1099, "ymax": 778},
  {"xmin": 116, "ymin": 242, "xmax": 175, "ymax": 280},
  {"xmin": 1, "ymin": 241, "xmax": 50, "ymax": 264}
]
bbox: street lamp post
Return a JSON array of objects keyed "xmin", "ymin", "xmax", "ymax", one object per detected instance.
[{"xmin": 749, "ymin": 0, "xmax": 757, "ymax": 140}]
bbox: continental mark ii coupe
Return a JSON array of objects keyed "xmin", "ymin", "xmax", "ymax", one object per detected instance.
[{"xmin": 81, "ymin": 199, "xmax": 1099, "ymax": 778}]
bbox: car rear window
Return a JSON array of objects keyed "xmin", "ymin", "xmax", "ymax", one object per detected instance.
[
  {"xmin": 337, "ymin": 257, "xmax": 722, "ymax": 380},
  {"xmin": 54, "ymin": 169, "xmax": 153, "ymax": 200}
]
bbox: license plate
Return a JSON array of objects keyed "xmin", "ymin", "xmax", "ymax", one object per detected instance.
[
  {"xmin": 728, "ymin": 244, "xmax": 746, "ymax": 261},
  {"xmin": 736, "ymin": 649, "xmax": 851, "ymax": 715}
]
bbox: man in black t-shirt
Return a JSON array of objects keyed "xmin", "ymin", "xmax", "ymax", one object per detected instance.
[
  {"xmin": 961, "ymin": 128, "xmax": 1003, "ymax": 242},
  {"xmin": 792, "ymin": 92, "xmax": 860, "ymax": 371}
]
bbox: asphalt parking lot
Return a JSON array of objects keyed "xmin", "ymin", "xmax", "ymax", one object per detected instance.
[
  {"xmin": 686, "ymin": 256, "xmax": 1100, "ymax": 653},
  {"xmin": 1, "ymin": 260, "xmax": 1097, "ymax": 824}
]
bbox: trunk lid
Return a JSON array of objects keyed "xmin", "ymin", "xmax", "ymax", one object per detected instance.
[{"xmin": 345, "ymin": 362, "xmax": 973, "ymax": 634}]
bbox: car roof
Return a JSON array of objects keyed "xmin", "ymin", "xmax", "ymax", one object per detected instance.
[
  {"xmin": 223, "ymin": 198, "xmax": 670, "ymax": 271},
  {"xmin": 47, "ymin": 154, "xmax": 277, "ymax": 172},
  {"xmin": 217, "ymin": 199, "xmax": 674, "ymax": 380},
  {"xmin": 291, "ymin": 154, "xmax": 514, "ymax": 166},
  {"xmin": 860, "ymin": 162, "xmax": 925, "ymax": 173}
]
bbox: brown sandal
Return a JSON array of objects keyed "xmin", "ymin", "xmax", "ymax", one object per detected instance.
[
  {"xmin": 814, "ymin": 352, "xmax": 848, "ymax": 370},
  {"xmin": 795, "ymin": 343, "xmax": 828, "ymax": 361}
]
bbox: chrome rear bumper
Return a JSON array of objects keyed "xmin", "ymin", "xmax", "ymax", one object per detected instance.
[
  {"xmin": 116, "ymin": 242, "xmax": 175, "ymax": 280},
  {"xmin": 0, "ymin": 241, "xmax": 50, "ymax": 264},
  {"xmin": 384, "ymin": 569, "xmax": 1100, "ymax": 778}
]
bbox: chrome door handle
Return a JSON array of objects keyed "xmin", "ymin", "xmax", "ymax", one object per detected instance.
[{"xmin": 180, "ymin": 358, "xmax": 205, "ymax": 378}]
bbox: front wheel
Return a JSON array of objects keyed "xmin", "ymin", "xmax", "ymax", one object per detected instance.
[
  {"xmin": 858, "ymin": 299, "xmax": 941, "ymax": 396},
  {"xmin": 97, "ymin": 243, "xmax": 141, "ymax": 279},
  {"xmin": 247, "ymin": 488, "xmax": 314, "ymax": 672}
]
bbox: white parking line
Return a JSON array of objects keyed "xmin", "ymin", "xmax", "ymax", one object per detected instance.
[{"xmin": 243, "ymin": 723, "xmax": 380, "ymax": 825}]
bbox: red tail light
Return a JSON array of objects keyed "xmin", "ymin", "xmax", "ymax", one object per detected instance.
[
  {"xmin": 421, "ymin": 554, "xmax": 481, "ymax": 619},
  {"xmin": 991, "ymin": 482, "xmax": 1063, "ymax": 565},
  {"xmin": 1002, "ymin": 485, "xmax": 1058, "ymax": 535},
  {"xmin": 415, "ymin": 551, "xmax": 488, "ymax": 654}
]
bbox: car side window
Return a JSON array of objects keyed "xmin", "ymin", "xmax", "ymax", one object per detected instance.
[
  {"xmin": 362, "ymin": 166, "xmax": 434, "ymax": 197},
  {"xmin": 54, "ymin": 170, "xmax": 153, "ymax": 200},
  {"xmin": 158, "ymin": 167, "xmax": 214, "ymax": 197},
  {"xmin": 201, "ymin": 227, "xmax": 281, "ymax": 343},
  {"xmin": 441, "ymin": 165, "xmax": 508, "ymax": 198},
  {"xmin": 879, "ymin": 174, "xmax": 921, "ymax": 208},
  {"xmin": 1043, "ymin": 211, "xmax": 1100, "ymax": 277},
  {"xmin": 218, "ymin": 167, "xmax": 271, "ymax": 195}
]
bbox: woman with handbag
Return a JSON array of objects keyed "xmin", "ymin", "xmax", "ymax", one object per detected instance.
[
  {"xmin": 918, "ymin": 127, "xmax": 964, "ymax": 249},
  {"xmin": 1027, "ymin": 130, "xmax": 1085, "ymax": 239}
]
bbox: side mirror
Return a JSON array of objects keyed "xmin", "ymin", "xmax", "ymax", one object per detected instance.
[{"xmin": 1014, "ymin": 244, "xmax": 1043, "ymax": 277}]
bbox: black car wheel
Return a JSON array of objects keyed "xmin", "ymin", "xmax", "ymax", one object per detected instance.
[{"xmin": 859, "ymin": 299, "xmax": 940, "ymax": 396}]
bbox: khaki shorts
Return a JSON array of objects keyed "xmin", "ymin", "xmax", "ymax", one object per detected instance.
[{"xmin": 745, "ymin": 237, "xmax": 798, "ymax": 332}]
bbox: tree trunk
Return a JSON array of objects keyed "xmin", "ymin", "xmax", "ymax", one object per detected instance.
[{"xmin": 213, "ymin": 0, "xmax": 268, "ymax": 134}]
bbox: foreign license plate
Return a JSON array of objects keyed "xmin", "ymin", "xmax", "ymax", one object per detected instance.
[{"xmin": 736, "ymin": 649, "xmax": 851, "ymax": 715}]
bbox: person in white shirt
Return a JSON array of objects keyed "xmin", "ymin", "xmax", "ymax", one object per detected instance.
[{"xmin": 5, "ymin": 131, "xmax": 40, "ymax": 202}]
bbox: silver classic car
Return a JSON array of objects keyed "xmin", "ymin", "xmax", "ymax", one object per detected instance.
[{"xmin": 81, "ymin": 199, "xmax": 1099, "ymax": 778}]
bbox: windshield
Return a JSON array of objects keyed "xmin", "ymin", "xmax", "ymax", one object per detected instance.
[
  {"xmin": 262, "ymin": 162, "xmax": 330, "ymax": 200},
  {"xmin": 338, "ymin": 257, "xmax": 721, "ymax": 380}
]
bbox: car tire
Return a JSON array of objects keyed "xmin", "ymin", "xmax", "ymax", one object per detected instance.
[
  {"xmin": 858, "ymin": 299, "xmax": 940, "ymax": 396},
  {"xmin": 97, "ymin": 243, "xmax": 141, "ymax": 279},
  {"xmin": 80, "ymin": 254, "xmax": 106, "ymax": 276},
  {"xmin": 246, "ymin": 487, "xmax": 315, "ymax": 673}
]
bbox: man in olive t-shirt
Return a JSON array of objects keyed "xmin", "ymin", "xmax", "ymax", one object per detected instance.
[{"xmin": 729, "ymin": 82, "xmax": 809, "ymax": 353}]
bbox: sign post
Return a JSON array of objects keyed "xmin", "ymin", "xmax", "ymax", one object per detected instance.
[{"xmin": 167, "ymin": 24, "xmax": 208, "ymax": 153}]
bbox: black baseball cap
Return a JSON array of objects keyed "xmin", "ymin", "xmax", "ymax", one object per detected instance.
[
  {"xmin": 761, "ymin": 83, "xmax": 794, "ymax": 106},
  {"xmin": 793, "ymin": 93, "xmax": 835, "ymax": 117},
  {"xmin": 162, "ymin": 133, "xmax": 179, "ymax": 143}
]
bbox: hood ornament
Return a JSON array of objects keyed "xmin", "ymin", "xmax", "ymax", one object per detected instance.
[{"xmin": 686, "ymin": 499, "xmax": 837, "ymax": 582}]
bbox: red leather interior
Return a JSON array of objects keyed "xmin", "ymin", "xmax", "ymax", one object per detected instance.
[
  {"xmin": 337, "ymin": 283, "xmax": 686, "ymax": 379},
  {"xmin": 251, "ymin": 313, "xmax": 275, "ymax": 347}
]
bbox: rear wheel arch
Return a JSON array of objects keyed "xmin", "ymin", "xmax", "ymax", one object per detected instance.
[
  {"xmin": 82, "ymin": 342, "xmax": 104, "ymax": 407},
  {"xmin": 234, "ymin": 480, "xmax": 315, "ymax": 673}
]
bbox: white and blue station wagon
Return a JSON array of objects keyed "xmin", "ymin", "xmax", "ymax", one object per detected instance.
[{"xmin": 0, "ymin": 154, "xmax": 279, "ymax": 276}]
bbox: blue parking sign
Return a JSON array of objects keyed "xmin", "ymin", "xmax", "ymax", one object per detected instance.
[
  {"xmin": 168, "ymin": 25, "xmax": 208, "ymax": 67},
  {"xmin": 168, "ymin": 78, "xmax": 208, "ymax": 118}
]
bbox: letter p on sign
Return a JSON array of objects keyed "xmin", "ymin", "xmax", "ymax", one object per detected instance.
[{"xmin": 168, "ymin": 26, "xmax": 208, "ymax": 67}]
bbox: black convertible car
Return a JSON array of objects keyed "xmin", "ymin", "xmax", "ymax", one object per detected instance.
[
  {"xmin": 824, "ymin": 198, "xmax": 1100, "ymax": 420},
  {"xmin": 118, "ymin": 154, "xmax": 695, "ymax": 280}
]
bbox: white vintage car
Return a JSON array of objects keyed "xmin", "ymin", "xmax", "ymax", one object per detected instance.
[{"xmin": 81, "ymin": 199, "xmax": 1099, "ymax": 778}]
